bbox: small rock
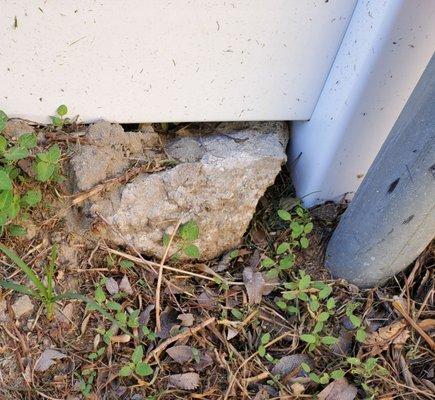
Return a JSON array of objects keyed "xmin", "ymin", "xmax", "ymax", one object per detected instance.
[
  {"xmin": 75, "ymin": 122, "xmax": 288, "ymax": 261},
  {"xmin": 105, "ymin": 277, "xmax": 119, "ymax": 295},
  {"xmin": 167, "ymin": 372, "xmax": 200, "ymax": 390},
  {"xmin": 119, "ymin": 276, "xmax": 133, "ymax": 295},
  {"xmin": 271, "ymin": 354, "xmax": 312, "ymax": 377},
  {"xmin": 3, "ymin": 120, "xmax": 35, "ymax": 139},
  {"xmin": 12, "ymin": 295, "xmax": 34, "ymax": 318}
]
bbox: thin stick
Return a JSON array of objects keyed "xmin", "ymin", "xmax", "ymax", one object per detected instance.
[
  {"xmin": 104, "ymin": 246, "xmax": 243, "ymax": 285},
  {"xmin": 145, "ymin": 317, "xmax": 215, "ymax": 363},
  {"xmin": 392, "ymin": 299, "xmax": 435, "ymax": 351},
  {"xmin": 155, "ymin": 220, "xmax": 181, "ymax": 332}
]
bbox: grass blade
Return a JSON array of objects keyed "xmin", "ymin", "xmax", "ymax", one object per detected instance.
[
  {"xmin": 0, "ymin": 280, "xmax": 39, "ymax": 297},
  {"xmin": 0, "ymin": 244, "xmax": 47, "ymax": 296}
]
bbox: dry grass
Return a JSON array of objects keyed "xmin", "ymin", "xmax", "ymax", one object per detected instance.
[{"xmin": 0, "ymin": 125, "xmax": 433, "ymax": 400}]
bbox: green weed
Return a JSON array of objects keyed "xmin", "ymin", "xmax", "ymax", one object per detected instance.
[
  {"xmin": 0, "ymin": 109, "xmax": 63, "ymax": 236},
  {"xmin": 163, "ymin": 220, "xmax": 200, "ymax": 259},
  {"xmin": 119, "ymin": 345, "xmax": 153, "ymax": 378},
  {"xmin": 50, "ymin": 104, "xmax": 70, "ymax": 128},
  {"xmin": 0, "ymin": 244, "xmax": 59, "ymax": 319}
]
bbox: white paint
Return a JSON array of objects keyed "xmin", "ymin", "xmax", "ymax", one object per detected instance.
[
  {"xmin": 290, "ymin": 0, "xmax": 435, "ymax": 207},
  {"xmin": 0, "ymin": 0, "xmax": 356, "ymax": 123}
]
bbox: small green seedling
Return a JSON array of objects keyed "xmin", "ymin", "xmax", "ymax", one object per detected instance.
[
  {"xmin": 230, "ymin": 307, "xmax": 244, "ymax": 320},
  {"xmin": 346, "ymin": 357, "xmax": 389, "ymax": 379},
  {"xmin": 276, "ymin": 270, "xmax": 333, "ymax": 316},
  {"xmin": 0, "ymin": 244, "xmax": 59, "ymax": 319},
  {"xmin": 163, "ymin": 220, "xmax": 200, "ymax": 259},
  {"xmin": 301, "ymin": 363, "xmax": 345, "ymax": 385},
  {"xmin": 346, "ymin": 302, "xmax": 367, "ymax": 343},
  {"xmin": 119, "ymin": 345, "xmax": 153, "ymax": 378},
  {"xmin": 258, "ymin": 332, "xmax": 274, "ymax": 362},
  {"xmin": 50, "ymin": 104, "xmax": 70, "ymax": 128},
  {"xmin": 0, "ymin": 109, "xmax": 63, "ymax": 235},
  {"xmin": 259, "ymin": 204, "xmax": 312, "ymax": 278},
  {"xmin": 300, "ymin": 331, "xmax": 338, "ymax": 352},
  {"xmin": 75, "ymin": 369, "xmax": 96, "ymax": 398},
  {"xmin": 34, "ymin": 144, "xmax": 63, "ymax": 182},
  {"xmin": 277, "ymin": 205, "xmax": 313, "ymax": 250}
]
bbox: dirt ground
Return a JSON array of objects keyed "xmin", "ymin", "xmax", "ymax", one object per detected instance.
[{"xmin": 0, "ymin": 121, "xmax": 434, "ymax": 400}]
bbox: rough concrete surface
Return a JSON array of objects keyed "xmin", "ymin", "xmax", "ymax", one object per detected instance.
[
  {"xmin": 70, "ymin": 122, "xmax": 160, "ymax": 191},
  {"xmin": 71, "ymin": 121, "xmax": 288, "ymax": 260}
]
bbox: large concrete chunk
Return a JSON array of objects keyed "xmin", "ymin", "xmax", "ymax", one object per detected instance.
[{"xmin": 73, "ymin": 122, "xmax": 288, "ymax": 260}]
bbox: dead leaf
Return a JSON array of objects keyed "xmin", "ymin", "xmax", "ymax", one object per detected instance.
[
  {"xmin": 271, "ymin": 354, "xmax": 312, "ymax": 377},
  {"xmin": 318, "ymin": 378, "xmax": 357, "ymax": 400},
  {"xmin": 56, "ymin": 303, "xmax": 74, "ymax": 325},
  {"xmin": 81, "ymin": 313, "xmax": 92, "ymax": 334},
  {"xmin": 167, "ymin": 372, "xmax": 200, "ymax": 390},
  {"xmin": 364, "ymin": 320, "xmax": 409, "ymax": 355},
  {"xmin": 243, "ymin": 267, "xmax": 279, "ymax": 304},
  {"xmin": 332, "ymin": 329, "xmax": 353, "ymax": 356},
  {"xmin": 250, "ymin": 228, "xmax": 268, "ymax": 247},
  {"xmin": 178, "ymin": 313, "xmax": 194, "ymax": 326},
  {"xmin": 139, "ymin": 304, "xmax": 155, "ymax": 327},
  {"xmin": 194, "ymin": 351, "xmax": 214, "ymax": 372},
  {"xmin": 105, "ymin": 277, "xmax": 119, "ymax": 295},
  {"xmin": 156, "ymin": 308, "xmax": 179, "ymax": 339},
  {"xmin": 119, "ymin": 276, "xmax": 133, "ymax": 294},
  {"xmin": 34, "ymin": 349, "xmax": 67, "ymax": 372},
  {"xmin": 227, "ymin": 327, "xmax": 239, "ymax": 340},
  {"xmin": 197, "ymin": 290, "xmax": 217, "ymax": 310},
  {"xmin": 166, "ymin": 345, "xmax": 194, "ymax": 363}
]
